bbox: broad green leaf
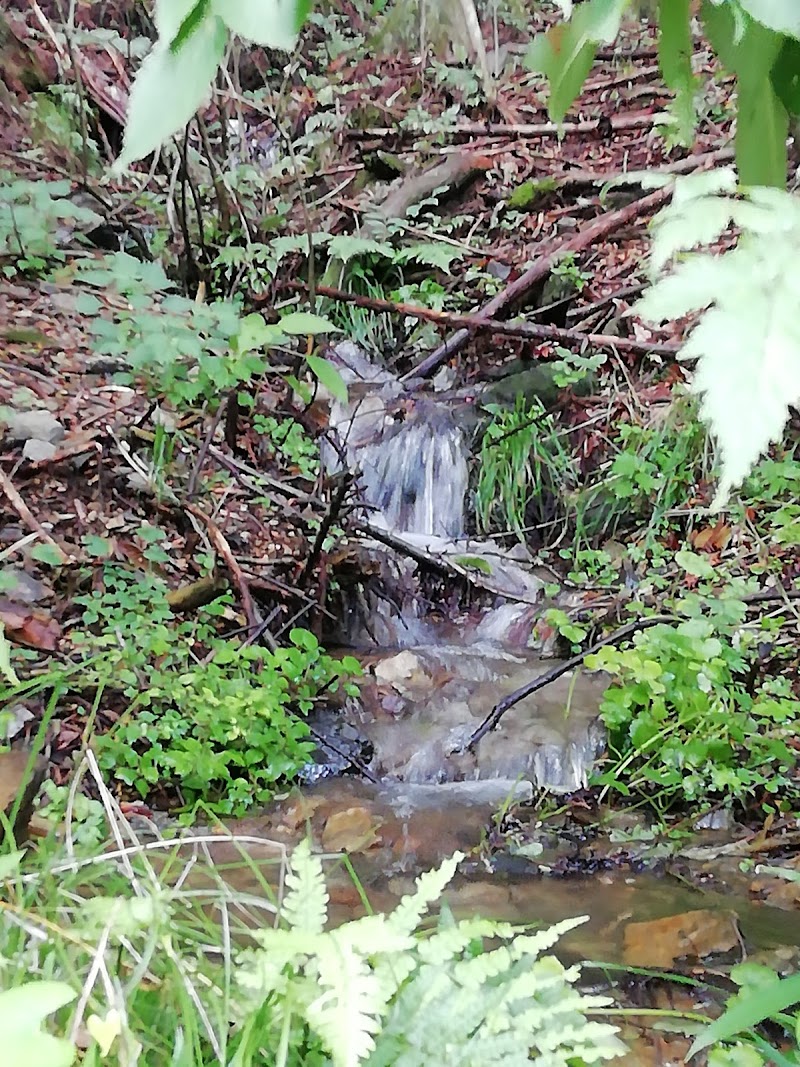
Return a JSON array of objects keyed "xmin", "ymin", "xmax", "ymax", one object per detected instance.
[
  {"xmin": 169, "ymin": 0, "xmax": 211, "ymax": 54},
  {"xmin": 236, "ymin": 312, "xmax": 286, "ymax": 351},
  {"xmin": 675, "ymin": 549, "xmax": 716, "ymax": 579},
  {"xmin": 114, "ymin": 13, "xmax": 227, "ymax": 171},
  {"xmin": 770, "ymin": 37, "xmax": 800, "ymax": 115},
  {"xmin": 702, "ymin": 3, "xmax": 787, "ymax": 186},
  {"xmin": 212, "ymin": 0, "xmax": 303, "ymax": 49},
  {"xmin": 0, "ymin": 626, "xmax": 19, "ymax": 687},
  {"xmin": 739, "ymin": 0, "xmax": 800, "ymax": 39},
  {"xmin": 29, "ymin": 543, "xmax": 66, "ymax": 567},
  {"xmin": 305, "ymin": 355, "xmax": 348, "ymax": 403},
  {"xmin": 280, "ymin": 312, "xmax": 341, "ymax": 336},
  {"xmin": 452, "ymin": 555, "xmax": 492, "ymax": 574},
  {"xmin": 657, "ymin": 0, "xmax": 697, "ymax": 144},
  {"xmin": 0, "ymin": 850, "xmax": 23, "ymax": 879},
  {"xmin": 525, "ymin": 0, "xmax": 629, "ymax": 123},
  {"xmin": 0, "ymin": 981, "xmax": 76, "ymax": 1031},
  {"xmin": 688, "ymin": 971, "xmax": 800, "ymax": 1057}
]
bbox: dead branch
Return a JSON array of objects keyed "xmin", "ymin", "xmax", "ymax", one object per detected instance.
[
  {"xmin": 283, "ymin": 280, "xmax": 679, "ymax": 358},
  {"xmin": 0, "ymin": 468, "xmax": 70, "ymax": 564},
  {"xmin": 185, "ymin": 502, "xmax": 263, "ymax": 639},
  {"xmin": 408, "ymin": 183, "xmax": 677, "ymax": 380},
  {"xmin": 345, "ymin": 114, "xmax": 655, "ymax": 140},
  {"xmin": 461, "ymin": 614, "xmax": 676, "ymax": 752}
]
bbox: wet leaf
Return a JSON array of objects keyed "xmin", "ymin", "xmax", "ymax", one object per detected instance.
[{"xmin": 452, "ymin": 555, "xmax": 492, "ymax": 574}]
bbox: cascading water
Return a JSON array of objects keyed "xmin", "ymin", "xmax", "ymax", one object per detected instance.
[{"xmin": 319, "ymin": 342, "xmax": 606, "ymax": 792}]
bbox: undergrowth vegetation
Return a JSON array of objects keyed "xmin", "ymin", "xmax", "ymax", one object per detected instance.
[{"xmin": 5, "ymin": 0, "xmax": 800, "ymax": 1062}]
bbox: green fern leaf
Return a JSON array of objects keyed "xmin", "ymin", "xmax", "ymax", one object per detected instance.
[
  {"xmin": 307, "ymin": 939, "xmax": 383, "ymax": 1067},
  {"xmin": 281, "ymin": 839, "xmax": 328, "ymax": 935},
  {"xmin": 388, "ymin": 852, "xmax": 463, "ymax": 936},
  {"xmin": 634, "ymin": 177, "xmax": 800, "ymax": 508}
]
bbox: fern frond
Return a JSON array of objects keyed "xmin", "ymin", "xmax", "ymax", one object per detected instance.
[
  {"xmin": 281, "ymin": 838, "xmax": 328, "ymax": 935},
  {"xmin": 307, "ymin": 939, "xmax": 383, "ymax": 1067},
  {"xmin": 417, "ymin": 918, "xmax": 517, "ymax": 965},
  {"xmin": 388, "ymin": 852, "xmax": 463, "ymax": 936},
  {"xmin": 634, "ymin": 173, "xmax": 800, "ymax": 508}
]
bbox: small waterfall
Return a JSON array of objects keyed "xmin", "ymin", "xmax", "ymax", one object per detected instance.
[
  {"xmin": 317, "ymin": 342, "xmax": 607, "ymax": 792},
  {"xmin": 322, "ymin": 342, "xmax": 469, "ymax": 539}
]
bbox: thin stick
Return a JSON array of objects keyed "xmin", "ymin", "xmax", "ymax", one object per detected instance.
[
  {"xmin": 185, "ymin": 503, "xmax": 261, "ymax": 637},
  {"xmin": 0, "ymin": 468, "xmax": 69, "ymax": 563},
  {"xmin": 461, "ymin": 615, "xmax": 676, "ymax": 751}
]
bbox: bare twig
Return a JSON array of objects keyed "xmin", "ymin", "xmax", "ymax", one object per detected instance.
[
  {"xmin": 185, "ymin": 502, "xmax": 262, "ymax": 637},
  {"xmin": 461, "ymin": 614, "xmax": 676, "ymax": 751},
  {"xmin": 0, "ymin": 468, "xmax": 70, "ymax": 563}
]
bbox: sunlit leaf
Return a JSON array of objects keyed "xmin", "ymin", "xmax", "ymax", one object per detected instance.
[
  {"xmin": 280, "ymin": 312, "xmax": 341, "ymax": 336},
  {"xmin": 525, "ymin": 0, "xmax": 628, "ymax": 123},
  {"xmin": 305, "ymin": 355, "xmax": 348, "ymax": 403},
  {"xmin": 114, "ymin": 11, "xmax": 226, "ymax": 171},
  {"xmin": 688, "ymin": 972, "xmax": 800, "ymax": 1057},
  {"xmin": 211, "ymin": 0, "xmax": 302, "ymax": 50}
]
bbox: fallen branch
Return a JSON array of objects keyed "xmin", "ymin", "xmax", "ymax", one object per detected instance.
[
  {"xmin": 408, "ymin": 183, "xmax": 676, "ymax": 380},
  {"xmin": 284, "ymin": 281, "xmax": 678, "ymax": 359},
  {"xmin": 345, "ymin": 113, "xmax": 655, "ymax": 140},
  {"xmin": 352, "ymin": 521, "xmax": 542, "ymax": 606},
  {"xmin": 550, "ymin": 146, "xmax": 735, "ymax": 190},
  {"xmin": 185, "ymin": 503, "xmax": 263, "ymax": 639},
  {"xmin": 461, "ymin": 614, "xmax": 676, "ymax": 752}
]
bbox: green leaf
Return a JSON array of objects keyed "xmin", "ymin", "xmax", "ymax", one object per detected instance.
[
  {"xmin": 702, "ymin": 3, "xmax": 788, "ymax": 186},
  {"xmin": 739, "ymin": 0, "xmax": 800, "ymax": 39},
  {"xmin": 305, "ymin": 354, "xmax": 348, "ymax": 403},
  {"xmin": 525, "ymin": 0, "xmax": 629, "ymax": 123},
  {"xmin": 0, "ymin": 981, "xmax": 77, "ymax": 1067},
  {"xmin": 29, "ymin": 543, "xmax": 66, "ymax": 567},
  {"xmin": 635, "ymin": 182, "xmax": 800, "ymax": 508},
  {"xmin": 114, "ymin": 11, "xmax": 227, "ymax": 171},
  {"xmin": 657, "ymin": 0, "xmax": 697, "ymax": 144},
  {"xmin": 675, "ymin": 549, "xmax": 716, "ymax": 579},
  {"xmin": 211, "ymin": 0, "xmax": 302, "ymax": 50},
  {"xmin": 688, "ymin": 972, "xmax": 800, "ymax": 1057},
  {"xmin": 236, "ymin": 312, "xmax": 286, "ymax": 351},
  {"xmin": 169, "ymin": 0, "xmax": 212, "ymax": 54},
  {"xmin": 452, "ymin": 555, "xmax": 492, "ymax": 574},
  {"xmin": 0, "ymin": 626, "xmax": 19, "ymax": 687},
  {"xmin": 395, "ymin": 243, "xmax": 465, "ymax": 272},
  {"xmin": 770, "ymin": 37, "xmax": 800, "ymax": 115},
  {"xmin": 280, "ymin": 312, "xmax": 341, "ymax": 336},
  {"xmin": 0, "ymin": 850, "xmax": 23, "ymax": 880}
]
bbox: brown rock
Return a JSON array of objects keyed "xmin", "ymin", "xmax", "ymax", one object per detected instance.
[
  {"xmin": 321, "ymin": 806, "xmax": 380, "ymax": 853},
  {"xmin": 623, "ymin": 909, "xmax": 740, "ymax": 968}
]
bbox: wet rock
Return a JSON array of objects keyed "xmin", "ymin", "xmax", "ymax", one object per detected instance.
[
  {"xmin": 0, "ymin": 749, "xmax": 47, "ymax": 843},
  {"xmin": 6, "ymin": 409, "xmax": 65, "ymax": 445},
  {"xmin": 622, "ymin": 909, "xmax": 740, "ymax": 968},
  {"xmin": 321, "ymin": 806, "xmax": 380, "ymax": 853},
  {"xmin": 374, "ymin": 650, "xmax": 423, "ymax": 688}
]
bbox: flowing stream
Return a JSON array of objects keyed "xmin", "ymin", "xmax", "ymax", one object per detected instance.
[{"xmin": 319, "ymin": 341, "xmax": 604, "ymax": 793}]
